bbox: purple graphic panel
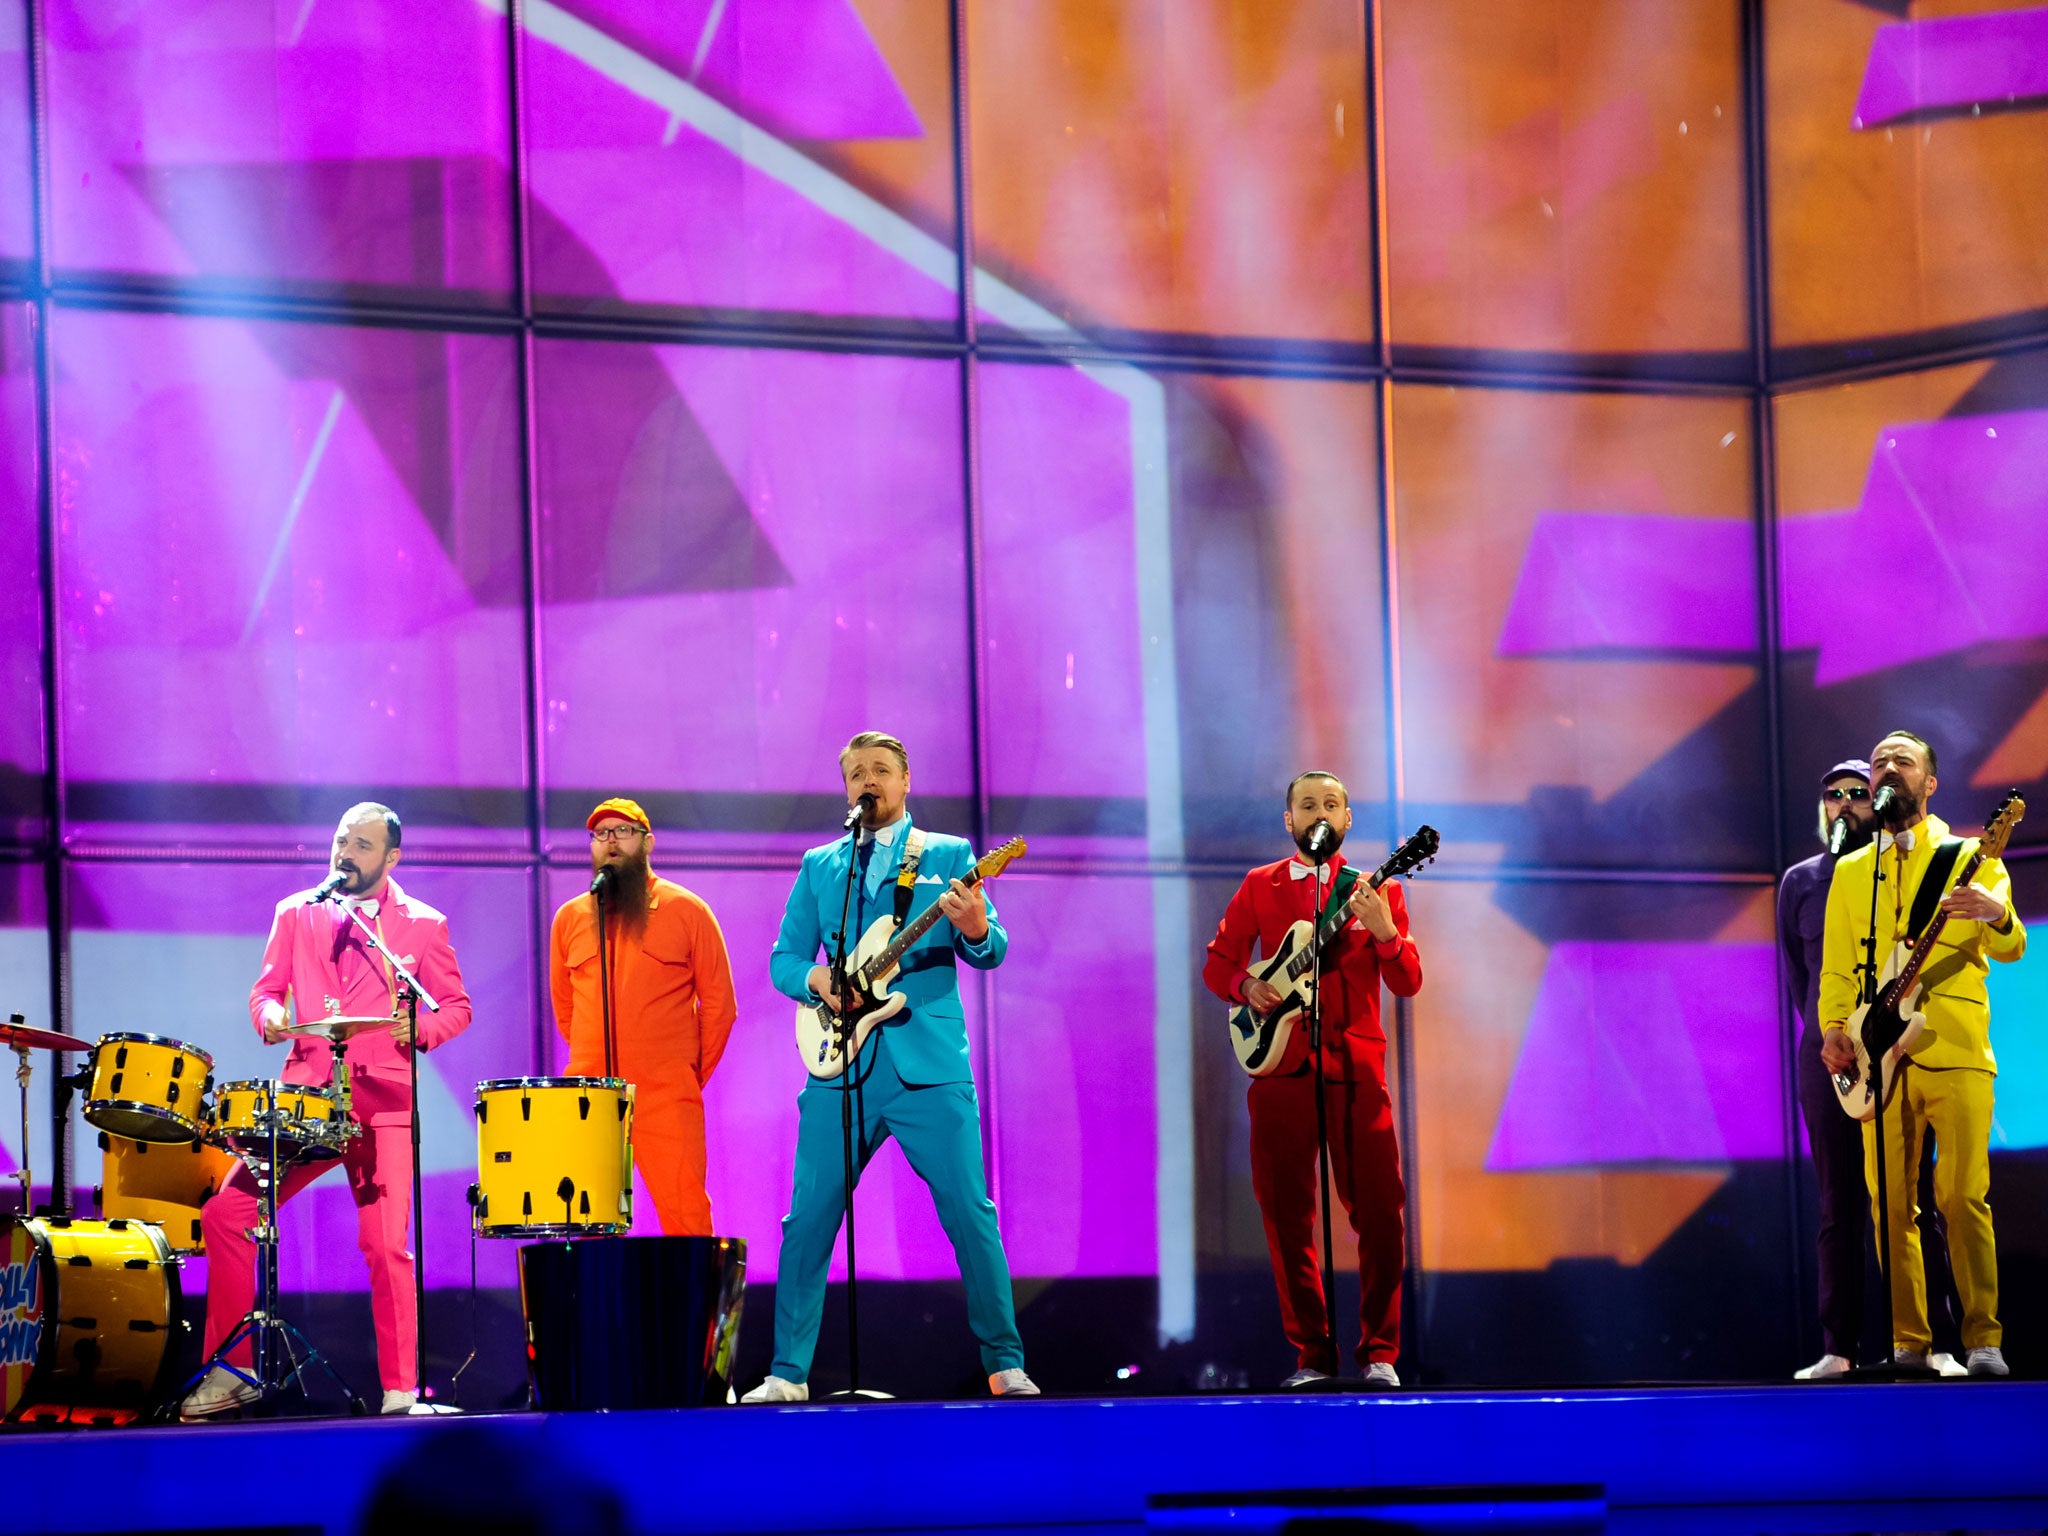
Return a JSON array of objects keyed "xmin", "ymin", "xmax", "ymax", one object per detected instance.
[
  {"xmin": 1499, "ymin": 514, "xmax": 1757, "ymax": 657},
  {"xmin": 54, "ymin": 309, "xmax": 528, "ymax": 849},
  {"xmin": 0, "ymin": 303, "xmax": 41, "ymax": 844},
  {"xmin": 1488, "ymin": 941, "xmax": 1783, "ymax": 1170},
  {"xmin": 44, "ymin": 0, "xmax": 513, "ymax": 301},
  {"xmin": 1500, "ymin": 410, "xmax": 2048, "ymax": 685},
  {"xmin": 523, "ymin": 1, "xmax": 952, "ymax": 324},
  {"xmin": 985, "ymin": 873, "xmax": 1156, "ymax": 1278},
  {"xmin": 65, "ymin": 860, "xmax": 538, "ymax": 1294},
  {"xmin": 1854, "ymin": 7, "xmax": 2048, "ymax": 130},
  {"xmin": 533, "ymin": 338, "xmax": 970, "ymax": 854},
  {"xmin": 542, "ymin": 862, "xmax": 989, "ymax": 1282},
  {"xmin": 978, "ymin": 361, "xmax": 1148, "ymax": 853},
  {"xmin": 0, "ymin": 1, "xmax": 28, "ymax": 266}
]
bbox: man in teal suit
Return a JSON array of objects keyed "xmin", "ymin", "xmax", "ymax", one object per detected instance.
[{"xmin": 742, "ymin": 730, "xmax": 1039, "ymax": 1402}]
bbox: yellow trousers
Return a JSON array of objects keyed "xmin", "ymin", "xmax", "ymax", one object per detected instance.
[{"xmin": 1862, "ymin": 1064, "xmax": 1999, "ymax": 1351}]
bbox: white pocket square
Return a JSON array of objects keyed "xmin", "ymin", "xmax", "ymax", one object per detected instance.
[{"xmin": 916, "ymin": 873, "xmax": 947, "ymax": 885}]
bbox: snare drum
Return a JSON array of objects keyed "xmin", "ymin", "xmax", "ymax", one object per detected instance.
[
  {"xmin": 96, "ymin": 1131, "xmax": 237, "ymax": 1253},
  {"xmin": 1, "ymin": 1214, "xmax": 184, "ymax": 1427},
  {"xmin": 474, "ymin": 1077, "xmax": 634, "ymax": 1237},
  {"xmin": 83, "ymin": 1032, "xmax": 213, "ymax": 1144},
  {"xmin": 212, "ymin": 1080, "xmax": 347, "ymax": 1159}
]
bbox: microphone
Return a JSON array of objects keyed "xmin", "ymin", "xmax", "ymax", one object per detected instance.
[
  {"xmin": 1305, "ymin": 819, "xmax": 1334, "ymax": 862},
  {"xmin": 843, "ymin": 793, "xmax": 876, "ymax": 832},
  {"xmin": 310, "ymin": 870, "xmax": 348, "ymax": 903},
  {"xmin": 590, "ymin": 864, "xmax": 613, "ymax": 898},
  {"xmin": 1872, "ymin": 784, "xmax": 1897, "ymax": 821},
  {"xmin": 1828, "ymin": 816, "xmax": 1850, "ymax": 856}
]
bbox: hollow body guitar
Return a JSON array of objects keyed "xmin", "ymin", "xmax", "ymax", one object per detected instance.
[
  {"xmin": 794, "ymin": 837, "xmax": 1026, "ymax": 1080},
  {"xmin": 1228, "ymin": 826, "xmax": 1439, "ymax": 1077},
  {"xmin": 1832, "ymin": 790, "xmax": 2025, "ymax": 1122}
]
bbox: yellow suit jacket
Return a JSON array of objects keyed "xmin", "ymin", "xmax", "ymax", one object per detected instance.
[{"xmin": 1820, "ymin": 814, "xmax": 2026, "ymax": 1073}]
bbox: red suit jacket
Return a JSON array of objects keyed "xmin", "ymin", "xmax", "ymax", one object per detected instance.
[{"xmin": 1201, "ymin": 854, "xmax": 1423, "ymax": 1081}]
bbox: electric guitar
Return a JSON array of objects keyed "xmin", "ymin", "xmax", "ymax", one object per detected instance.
[
  {"xmin": 1228, "ymin": 826, "xmax": 1440, "ymax": 1077},
  {"xmin": 1833, "ymin": 790, "xmax": 2025, "ymax": 1121},
  {"xmin": 794, "ymin": 837, "xmax": 1027, "ymax": 1080}
]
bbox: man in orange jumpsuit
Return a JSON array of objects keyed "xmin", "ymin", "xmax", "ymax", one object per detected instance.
[{"xmin": 549, "ymin": 797, "xmax": 738, "ymax": 1235}]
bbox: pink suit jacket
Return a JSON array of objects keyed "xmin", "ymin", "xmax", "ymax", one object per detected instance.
[{"xmin": 248, "ymin": 874, "xmax": 473, "ymax": 1126}]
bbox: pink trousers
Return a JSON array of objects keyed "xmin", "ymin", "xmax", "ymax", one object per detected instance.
[{"xmin": 198, "ymin": 1074, "xmax": 418, "ymax": 1392}]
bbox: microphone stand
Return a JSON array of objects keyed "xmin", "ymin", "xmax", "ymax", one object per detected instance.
[
  {"xmin": 1856, "ymin": 815, "xmax": 1908, "ymax": 1380},
  {"xmin": 827, "ymin": 802, "xmax": 879, "ymax": 1398},
  {"xmin": 333, "ymin": 896, "xmax": 446, "ymax": 1411},
  {"xmin": 592, "ymin": 870, "xmax": 617, "ymax": 1080},
  {"xmin": 1307, "ymin": 837, "xmax": 1342, "ymax": 1385}
]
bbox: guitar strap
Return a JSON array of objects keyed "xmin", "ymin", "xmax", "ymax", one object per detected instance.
[
  {"xmin": 1905, "ymin": 837, "xmax": 1967, "ymax": 943},
  {"xmin": 1318, "ymin": 866, "xmax": 1361, "ymax": 929},
  {"xmin": 892, "ymin": 827, "xmax": 928, "ymax": 930}
]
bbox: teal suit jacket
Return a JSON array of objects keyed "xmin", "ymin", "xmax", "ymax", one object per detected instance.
[{"xmin": 770, "ymin": 815, "xmax": 1006, "ymax": 1088}]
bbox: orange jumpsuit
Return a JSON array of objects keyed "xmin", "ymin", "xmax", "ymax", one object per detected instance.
[{"xmin": 549, "ymin": 877, "xmax": 737, "ymax": 1236}]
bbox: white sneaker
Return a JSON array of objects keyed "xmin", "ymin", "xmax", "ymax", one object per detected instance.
[
  {"xmin": 1794, "ymin": 1353, "xmax": 1852, "ymax": 1380},
  {"xmin": 1363, "ymin": 1361, "xmax": 1400, "ymax": 1388},
  {"xmin": 1893, "ymin": 1347, "xmax": 1930, "ymax": 1371},
  {"xmin": 381, "ymin": 1390, "xmax": 418, "ymax": 1415},
  {"xmin": 178, "ymin": 1366, "xmax": 261, "ymax": 1422},
  {"xmin": 1279, "ymin": 1367, "xmax": 1329, "ymax": 1389},
  {"xmin": 740, "ymin": 1375, "xmax": 809, "ymax": 1404},
  {"xmin": 1966, "ymin": 1346, "xmax": 2009, "ymax": 1378},
  {"xmin": 1929, "ymin": 1352, "xmax": 1968, "ymax": 1379},
  {"xmin": 989, "ymin": 1368, "xmax": 1040, "ymax": 1397}
]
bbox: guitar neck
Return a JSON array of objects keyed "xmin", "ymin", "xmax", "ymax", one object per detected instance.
[
  {"xmin": 865, "ymin": 869, "xmax": 984, "ymax": 980},
  {"xmin": 1889, "ymin": 846, "xmax": 1988, "ymax": 997}
]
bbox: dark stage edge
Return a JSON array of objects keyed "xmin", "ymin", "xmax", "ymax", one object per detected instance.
[{"xmin": 4, "ymin": 1383, "xmax": 2046, "ymax": 1536}]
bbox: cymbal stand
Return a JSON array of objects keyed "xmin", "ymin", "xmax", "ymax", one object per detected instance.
[
  {"xmin": 177, "ymin": 1105, "xmax": 366, "ymax": 1418},
  {"xmin": 10, "ymin": 1021, "xmax": 29, "ymax": 1215}
]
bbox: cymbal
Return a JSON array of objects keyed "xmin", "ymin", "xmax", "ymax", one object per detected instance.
[
  {"xmin": 277, "ymin": 1015, "xmax": 399, "ymax": 1042},
  {"xmin": 0, "ymin": 1020, "xmax": 92, "ymax": 1052}
]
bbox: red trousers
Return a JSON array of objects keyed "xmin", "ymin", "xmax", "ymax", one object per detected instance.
[{"xmin": 1248, "ymin": 1061, "xmax": 1405, "ymax": 1372}]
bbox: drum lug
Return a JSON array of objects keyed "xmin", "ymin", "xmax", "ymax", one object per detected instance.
[{"xmin": 579, "ymin": 1096, "xmax": 591, "ymax": 1120}]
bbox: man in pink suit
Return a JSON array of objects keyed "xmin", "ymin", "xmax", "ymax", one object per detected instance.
[{"xmin": 180, "ymin": 802, "xmax": 472, "ymax": 1419}]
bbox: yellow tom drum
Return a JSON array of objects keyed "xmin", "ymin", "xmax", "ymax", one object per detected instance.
[
  {"xmin": 83, "ymin": 1032, "xmax": 213, "ymax": 1144},
  {"xmin": 474, "ymin": 1077, "xmax": 634, "ymax": 1238},
  {"xmin": 1, "ymin": 1214, "xmax": 183, "ymax": 1427},
  {"xmin": 96, "ymin": 1131, "xmax": 238, "ymax": 1253},
  {"xmin": 212, "ymin": 1080, "xmax": 346, "ymax": 1159}
]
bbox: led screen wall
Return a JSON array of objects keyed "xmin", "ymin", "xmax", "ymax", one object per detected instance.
[{"xmin": 5, "ymin": 0, "xmax": 2046, "ymax": 1391}]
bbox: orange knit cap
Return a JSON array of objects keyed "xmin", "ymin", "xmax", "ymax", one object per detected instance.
[{"xmin": 586, "ymin": 796, "xmax": 651, "ymax": 832}]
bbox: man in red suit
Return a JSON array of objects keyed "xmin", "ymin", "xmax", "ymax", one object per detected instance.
[{"xmin": 1202, "ymin": 771, "xmax": 1423, "ymax": 1389}]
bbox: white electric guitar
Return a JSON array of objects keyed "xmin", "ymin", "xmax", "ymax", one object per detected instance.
[
  {"xmin": 1228, "ymin": 826, "xmax": 1439, "ymax": 1077},
  {"xmin": 795, "ymin": 837, "xmax": 1027, "ymax": 1079},
  {"xmin": 1833, "ymin": 790, "xmax": 2024, "ymax": 1121}
]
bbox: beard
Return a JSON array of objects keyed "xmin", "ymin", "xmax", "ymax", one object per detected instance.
[
  {"xmin": 1292, "ymin": 819, "xmax": 1345, "ymax": 860},
  {"xmin": 1877, "ymin": 782, "xmax": 1922, "ymax": 827},
  {"xmin": 592, "ymin": 845, "xmax": 653, "ymax": 939}
]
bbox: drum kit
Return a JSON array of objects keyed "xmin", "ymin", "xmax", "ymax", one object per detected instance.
[{"xmin": 1, "ymin": 1010, "xmax": 387, "ymax": 1424}]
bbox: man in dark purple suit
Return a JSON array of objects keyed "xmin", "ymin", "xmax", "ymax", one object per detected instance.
[{"xmin": 1779, "ymin": 758, "xmax": 1961, "ymax": 1379}]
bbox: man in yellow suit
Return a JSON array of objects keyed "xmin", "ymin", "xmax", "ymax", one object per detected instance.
[{"xmin": 1820, "ymin": 730, "xmax": 2026, "ymax": 1378}]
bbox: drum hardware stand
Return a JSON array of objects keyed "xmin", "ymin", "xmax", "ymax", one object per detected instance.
[
  {"xmin": 593, "ymin": 867, "xmax": 618, "ymax": 1078},
  {"xmin": 181, "ymin": 1105, "xmax": 368, "ymax": 1419},
  {"xmin": 10, "ymin": 1016, "xmax": 30, "ymax": 1215},
  {"xmin": 331, "ymin": 899, "xmax": 456, "ymax": 1413}
]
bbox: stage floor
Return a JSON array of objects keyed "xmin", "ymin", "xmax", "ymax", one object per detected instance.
[{"xmin": 3, "ymin": 1381, "xmax": 2046, "ymax": 1535}]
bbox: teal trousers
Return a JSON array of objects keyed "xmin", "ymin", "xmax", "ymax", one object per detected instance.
[{"xmin": 770, "ymin": 1035, "xmax": 1024, "ymax": 1383}]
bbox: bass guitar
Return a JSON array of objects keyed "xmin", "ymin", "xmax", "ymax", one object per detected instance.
[
  {"xmin": 1833, "ymin": 790, "xmax": 2025, "ymax": 1121},
  {"xmin": 795, "ymin": 837, "xmax": 1027, "ymax": 1080},
  {"xmin": 1228, "ymin": 825, "xmax": 1439, "ymax": 1077}
]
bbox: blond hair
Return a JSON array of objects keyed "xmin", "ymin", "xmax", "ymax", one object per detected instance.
[{"xmin": 840, "ymin": 731, "xmax": 909, "ymax": 776}]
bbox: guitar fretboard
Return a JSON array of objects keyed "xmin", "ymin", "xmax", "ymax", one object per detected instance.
[{"xmin": 1884, "ymin": 846, "xmax": 1990, "ymax": 1003}]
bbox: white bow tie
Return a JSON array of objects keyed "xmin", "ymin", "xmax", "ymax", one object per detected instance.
[
  {"xmin": 342, "ymin": 897, "xmax": 381, "ymax": 918},
  {"xmin": 1878, "ymin": 829, "xmax": 1916, "ymax": 855},
  {"xmin": 1288, "ymin": 861, "xmax": 1329, "ymax": 881}
]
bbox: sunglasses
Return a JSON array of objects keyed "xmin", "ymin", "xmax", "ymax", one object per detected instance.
[{"xmin": 1822, "ymin": 785, "xmax": 1870, "ymax": 803}]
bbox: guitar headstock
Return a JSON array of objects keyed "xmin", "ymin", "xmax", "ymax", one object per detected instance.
[
  {"xmin": 1980, "ymin": 790, "xmax": 2027, "ymax": 861},
  {"xmin": 1378, "ymin": 824, "xmax": 1440, "ymax": 883},
  {"xmin": 977, "ymin": 837, "xmax": 1027, "ymax": 881}
]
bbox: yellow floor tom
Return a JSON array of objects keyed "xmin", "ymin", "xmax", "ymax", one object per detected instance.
[
  {"xmin": 474, "ymin": 1076, "xmax": 634, "ymax": 1237},
  {"xmin": 96, "ymin": 1131, "xmax": 238, "ymax": 1253}
]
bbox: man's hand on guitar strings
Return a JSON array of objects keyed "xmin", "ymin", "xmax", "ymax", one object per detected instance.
[
  {"xmin": 1938, "ymin": 882, "xmax": 2007, "ymax": 925},
  {"xmin": 938, "ymin": 877, "xmax": 990, "ymax": 941},
  {"xmin": 1242, "ymin": 976, "xmax": 1285, "ymax": 1016},
  {"xmin": 1348, "ymin": 880, "xmax": 1400, "ymax": 943}
]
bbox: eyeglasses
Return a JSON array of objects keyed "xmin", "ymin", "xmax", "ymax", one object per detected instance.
[
  {"xmin": 1822, "ymin": 786, "xmax": 1870, "ymax": 803},
  {"xmin": 590, "ymin": 825, "xmax": 646, "ymax": 843}
]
